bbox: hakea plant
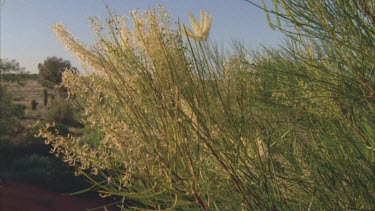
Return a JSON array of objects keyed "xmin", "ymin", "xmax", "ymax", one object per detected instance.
[
  {"xmin": 37, "ymin": 6, "xmax": 315, "ymax": 210},
  {"xmin": 183, "ymin": 10, "xmax": 212, "ymax": 41},
  {"xmin": 37, "ymin": 1, "xmax": 375, "ymax": 210},
  {"xmin": 38, "ymin": 6, "xmax": 267, "ymax": 210}
]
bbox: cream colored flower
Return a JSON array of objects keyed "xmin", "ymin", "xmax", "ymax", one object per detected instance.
[{"xmin": 183, "ymin": 10, "xmax": 212, "ymax": 41}]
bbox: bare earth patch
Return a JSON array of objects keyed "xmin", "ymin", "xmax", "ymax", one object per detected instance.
[{"xmin": 0, "ymin": 182, "xmax": 119, "ymax": 211}]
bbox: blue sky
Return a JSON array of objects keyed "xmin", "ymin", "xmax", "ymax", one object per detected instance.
[{"xmin": 2, "ymin": 0, "xmax": 283, "ymax": 73}]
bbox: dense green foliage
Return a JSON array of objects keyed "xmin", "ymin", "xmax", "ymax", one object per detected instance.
[
  {"xmin": 40, "ymin": 1, "xmax": 375, "ymax": 210},
  {"xmin": 0, "ymin": 124, "xmax": 89, "ymax": 193},
  {"xmin": 38, "ymin": 56, "xmax": 74, "ymax": 88},
  {"xmin": 0, "ymin": 88, "xmax": 25, "ymax": 135},
  {"xmin": 252, "ymin": 0, "xmax": 375, "ymax": 208},
  {"xmin": 45, "ymin": 96, "xmax": 82, "ymax": 127}
]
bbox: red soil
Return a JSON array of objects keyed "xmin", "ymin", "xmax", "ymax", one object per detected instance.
[{"xmin": 0, "ymin": 182, "xmax": 119, "ymax": 211}]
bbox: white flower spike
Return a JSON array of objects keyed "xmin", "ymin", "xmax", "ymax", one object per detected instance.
[{"xmin": 184, "ymin": 10, "xmax": 212, "ymax": 41}]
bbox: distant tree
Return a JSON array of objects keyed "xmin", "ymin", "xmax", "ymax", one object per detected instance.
[
  {"xmin": 0, "ymin": 58, "xmax": 25, "ymax": 75},
  {"xmin": 38, "ymin": 57, "xmax": 75, "ymax": 88},
  {"xmin": 0, "ymin": 58, "xmax": 26, "ymax": 100},
  {"xmin": 0, "ymin": 58, "xmax": 27, "ymax": 83}
]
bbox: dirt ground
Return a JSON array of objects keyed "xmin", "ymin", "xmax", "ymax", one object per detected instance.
[{"xmin": 0, "ymin": 182, "xmax": 119, "ymax": 211}]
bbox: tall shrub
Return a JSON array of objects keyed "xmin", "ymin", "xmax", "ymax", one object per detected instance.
[
  {"xmin": 38, "ymin": 2, "xmax": 375, "ymax": 210},
  {"xmin": 246, "ymin": 0, "xmax": 375, "ymax": 209}
]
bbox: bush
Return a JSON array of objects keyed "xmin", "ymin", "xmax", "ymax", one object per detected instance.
[
  {"xmin": 31, "ymin": 99, "xmax": 38, "ymax": 110},
  {"xmin": 13, "ymin": 104, "xmax": 26, "ymax": 118},
  {"xmin": 0, "ymin": 125, "xmax": 51, "ymax": 172},
  {"xmin": 0, "ymin": 123, "xmax": 88, "ymax": 193},
  {"xmin": 13, "ymin": 95, "xmax": 25, "ymax": 102},
  {"xmin": 43, "ymin": 89, "xmax": 48, "ymax": 106},
  {"xmin": 8, "ymin": 154, "xmax": 88, "ymax": 193},
  {"xmin": 0, "ymin": 87, "xmax": 25, "ymax": 135},
  {"xmin": 39, "ymin": 3, "xmax": 375, "ymax": 210},
  {"xmin": 46, "ymin": 97, "xmax": 80, "ymax": 127},
  {"xmin": 0, "ymin": 140, "xmax": 17, "ymax": 171}
]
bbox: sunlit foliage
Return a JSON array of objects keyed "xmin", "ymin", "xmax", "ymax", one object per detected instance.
[{"xmin": 38, "ymin": 2, "xmax": 375, "ymax": 210}]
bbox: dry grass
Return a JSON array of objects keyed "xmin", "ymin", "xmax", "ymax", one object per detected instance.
[{"xmin": 5, "ymin": 79, "xmax": 48, "ymax": 117}]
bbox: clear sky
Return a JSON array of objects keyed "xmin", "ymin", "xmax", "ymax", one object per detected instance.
[{"xmin": 1, "ymin": 0, "xmax": 283, "ymax": 73}]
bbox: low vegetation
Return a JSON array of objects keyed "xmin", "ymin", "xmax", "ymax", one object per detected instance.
[{"xmin": 0, "ymin": 61, "xmax": 88, "ymax": 194}]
